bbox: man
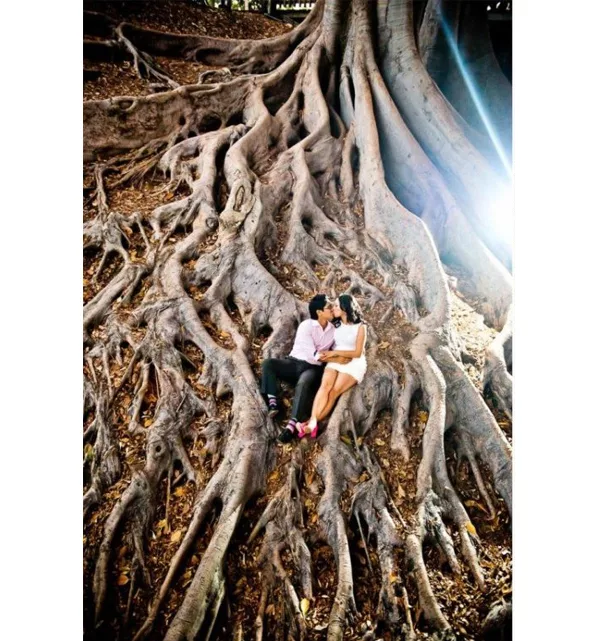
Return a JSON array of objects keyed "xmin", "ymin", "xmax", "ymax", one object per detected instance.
[{"xmin": 261, "ymin": 294, "xmax": 347, "ymax": 443}]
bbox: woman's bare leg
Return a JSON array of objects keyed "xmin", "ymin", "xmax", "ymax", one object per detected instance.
[
  {"xmin": 308, "ymin": 369, "xmax": 339, "ymax": 423},
  {"xmin": 316, "ymin": 373, "xmax": 357, "ymax": 421}
]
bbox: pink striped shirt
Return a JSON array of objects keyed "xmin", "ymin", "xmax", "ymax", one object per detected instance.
[{"xmin": 289, "ymin": 319, "xmax": 335, "ymax": 366}]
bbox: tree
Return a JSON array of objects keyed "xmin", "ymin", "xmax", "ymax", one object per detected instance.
[{"xmin": 83, "ymin": 1, "xmax": 513, "ymax": 639}]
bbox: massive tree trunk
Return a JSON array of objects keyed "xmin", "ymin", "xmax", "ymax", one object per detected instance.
[{"xmin": 83, "ymin": 1, "xmax": 513, "ymax": 640}]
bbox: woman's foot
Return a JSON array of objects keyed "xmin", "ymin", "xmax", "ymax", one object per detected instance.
[
  {"xmin": 301, "ymin": 417, "xmax": 318, "ymax": 439},
  {"xmin": 296, "ymin": 421, "xmax": 309, "ymax": 438}
]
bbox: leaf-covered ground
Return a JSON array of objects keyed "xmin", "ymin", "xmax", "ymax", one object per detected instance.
[{"xmin": 83, "ymin": 3, "xmax": 511, "ymax": 640}]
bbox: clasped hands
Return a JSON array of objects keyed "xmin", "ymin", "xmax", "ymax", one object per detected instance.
[{"xmin": 317, "ymin": 351, "xmax": 352, "ymax": 365}]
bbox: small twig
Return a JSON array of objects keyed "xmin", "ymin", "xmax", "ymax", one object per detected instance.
[
  {"xmin": 401, "ymin": 586, "xmax": 414, "ymax": 633},
  {"xmin": 379, "ymin": 470, "xmax": 407, "ymax": 529},
  {"xmin": 124, "ymin": 565, "xmax": 137, "ymax": 627},
  {"xmin": 355, "ymin": 513, "xmax": 374, "ymax": 575},
  {"xmin": 176, "ymin": 391, "xmax": 187, "ymax": 413},
  {"xmin": 86, "ymin": 355, "xmax": 98, "ymax": 385},
  {"xmin": 165, "ymin": 466, "xmax": 172, "ymax": 533}
]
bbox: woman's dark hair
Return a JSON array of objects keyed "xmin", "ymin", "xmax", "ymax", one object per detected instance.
[
  {"xmin": 337, "ymin": 294, "xmax": 363, "ymax": 324},
  {"xmin": 308, "ymin": 294, "xmax": 329, "ymax": 320}
]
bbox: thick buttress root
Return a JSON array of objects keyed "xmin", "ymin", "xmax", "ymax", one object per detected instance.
[
  {"xmin": 84, "ymin": 1, "xmax": 512, "ymax": 638},
  {"xmin": 250, "ymin": 448, "xmax": 313, "ymax": 641}
]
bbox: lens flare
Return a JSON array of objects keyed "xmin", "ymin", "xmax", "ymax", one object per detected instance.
[
  {"xmin": 488, "ymin": 187, "xmax": 514, "ymax": 247},
  {"xmin": 438, "ymin": 9, "xmax": 513, "ymax": 179}
]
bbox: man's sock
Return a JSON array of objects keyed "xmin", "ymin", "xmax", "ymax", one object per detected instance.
[
  {"xmin": 285, "ymin": 418, "xmax": 298, "ymax": 432},
  {"xmin": 267, "ymin": 394, "xmax": 278, "ymax": 408}
]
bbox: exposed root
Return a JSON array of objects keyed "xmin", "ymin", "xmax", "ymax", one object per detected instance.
[
  {"xmin": 250, "ymin": 448, "xmax": 312, "ymax": 641},
  {"xmin": 83, "ymin": 384, "xmax": 121, "ymax": 518},
  {"xmin": 378, "ymin": 0, "xmax": 512, "ymax": 270},
  {"xmin": 115, "ymin": 23, "xmax": 179, "ymax": 91},
  {"xmin": 483, "ymin": 306, "xmax": 513, "ymax": 418}
]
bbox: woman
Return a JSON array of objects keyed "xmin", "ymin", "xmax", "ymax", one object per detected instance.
[{"xmin": 298, "ymin": 294, "xmax": 367, "ymax": 438}]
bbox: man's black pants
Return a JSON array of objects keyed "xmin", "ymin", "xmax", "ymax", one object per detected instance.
[{"xmin": 261, "ymin": 357, "xmax": 324, "ymax": 422}]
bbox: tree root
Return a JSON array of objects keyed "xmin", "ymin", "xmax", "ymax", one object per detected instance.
[
  {"xmin": 378, "ymin": 0, "xmax": 512, "ymax": 270},
  {"xmin": 83, "ymin": 384, "xmax": 121, "ymax": 519},
  {"xmin": 115, "ymin": 24, "xmax": 179, "ymax": 91},
  {"xmin": 483, "ymin": 306, "xmax": 513, "ymax": 418},
  {"xmin": 250, "ymin": 448, "xmax": 312, "ymax": 641}
]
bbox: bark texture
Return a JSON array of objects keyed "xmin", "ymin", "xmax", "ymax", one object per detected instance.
[{"xmin": 83, "ymin": 2, "xmax": 512, "ymax": 640}]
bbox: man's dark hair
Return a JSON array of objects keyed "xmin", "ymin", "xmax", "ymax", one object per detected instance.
[{"xmin": 309, "ymin": 294, "xmax": 329, "ymax": 320}]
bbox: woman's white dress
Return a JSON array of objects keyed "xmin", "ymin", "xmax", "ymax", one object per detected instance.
[{"xmin": 325, "ymin": 322, "xmax": 367, "ymax": 383}]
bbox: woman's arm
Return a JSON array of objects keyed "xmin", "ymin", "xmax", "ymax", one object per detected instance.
[
  {"xmin": 319, "ymin": 354, "xmax": 352, "ymax": 364},
  {"xmin": 327, "ymin": 324, "xmax": 366, "ymax": 359}
]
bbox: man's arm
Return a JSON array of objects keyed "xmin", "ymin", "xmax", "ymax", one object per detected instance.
[{"xmin": 318, "ymin": 353, "xmax": 352, "ymax": 365}]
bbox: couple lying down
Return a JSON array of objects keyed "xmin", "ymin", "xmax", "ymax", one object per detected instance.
[{"xmin": 261, "ymin": 293, "xmax": 367, "ymax": 442}]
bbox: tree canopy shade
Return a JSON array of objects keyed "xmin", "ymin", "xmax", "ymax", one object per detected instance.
[{"xmin": 83, "ymin": 1, "xmax": 513, "ymax": 639}]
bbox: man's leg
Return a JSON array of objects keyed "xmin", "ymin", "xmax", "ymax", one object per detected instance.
[
  {"xmin": 291, "ymin": 366, "xmax": 324, "ymax": 423},
  {"xmin": 275, "ymin": 361, "xmax": 318, "ymax": 443},
  {"xmin": 261, "ymin": 358, "xmax": 300, "ymax": 414}
]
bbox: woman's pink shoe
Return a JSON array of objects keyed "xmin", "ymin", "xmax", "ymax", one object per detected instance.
[
  {"xmin": 296, "ymin": 422, "xmax": 309, "ymax": 438},
  {"xmin": 305, "ymin": 418, "xmax": 318, "ymax": 439}
]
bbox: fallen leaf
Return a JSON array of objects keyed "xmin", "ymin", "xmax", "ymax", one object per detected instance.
[
  {"xmin": 173, "ymin": 486, "xmax": 185, "ymax": 497},
  {"xmin": 266, "ymin": 604, "xmax": 275, "ymax": 616},
  {"xmin": 378, "ymin": 341, "xmax": 390, "ymax": 350},
  {"xmin": 465, "ymin": 499, "xmax": 487, "ymax": 513},
  {"xmin": 465, "ymin": 522, "xmax": 477, "ymax": 536},
  {"xmin": 117, "ymin": 574, "xmax": 129, "ymax": 586},
  {"xmin": 396, "ymin": 484, "xmax": 406, "ymax": 499},
  {"xmin": 144, "ymin": 418, "xmax": 153, "ymax": 427},
  {"xmin": 341, "ymin": 435, "xmax": 352, "ymax": 446},
  {"xmin": 418, "ymin": 411, "xmax": 429, "ymax": 423},
  {"xmin": 300, "ymin": 598, "xmax": 310, "ymax": 616},
  {"xmin": 171, "ymin": 530, "xmax": 182, "ymax": 544},
  {"xmin": 375, "ymin": 438, "xmax": 385, "ymax": 447}
]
